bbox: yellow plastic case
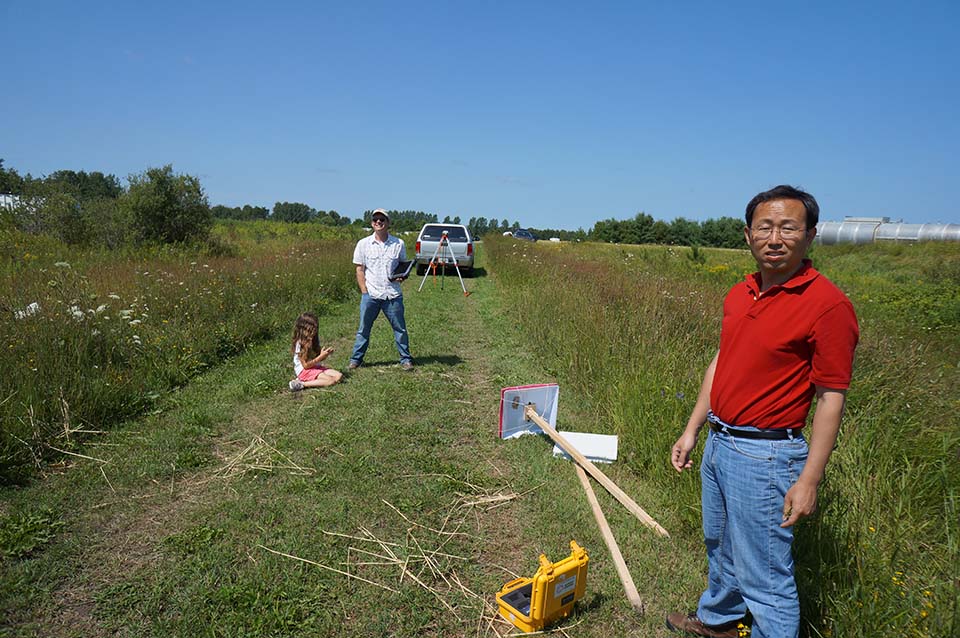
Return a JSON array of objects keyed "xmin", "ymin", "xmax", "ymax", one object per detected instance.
[{"xmin": 496, "ymin": 540, "xmax": 589, "ymax": 633}]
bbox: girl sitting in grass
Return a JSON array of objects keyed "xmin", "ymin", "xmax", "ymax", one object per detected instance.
[{"xmin": 289, "ymin": 312, "xmax": 343, "ymax": 391}]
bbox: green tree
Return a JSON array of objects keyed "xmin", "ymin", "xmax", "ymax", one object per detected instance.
[
  {"xmin": 11, "ymin": 180, "xmax": 82, "ymax": 242},
  {"xmin": 123, "ymin": 165, "xmax": 212, "ymax": 243},
  {"xmin": 46, "ymin": 170, "xmax": 122, "ymax": 200},
  {"xmin": 667, "ymin": 217, "xmax": 702, "ymax": 246},
  {"xmin": 212, "ymin": 204, "xmax": 270, "ymax": 220},
  {"xmin": 241, "ymin": 205, "xmax": 269, "ymax": 220},
  {"xmin": 701, "ymin": 216, "xmax": 745, "ymax": 248},
  {"xmin": 84, "ymin": 197, "xmax": 133, "ymax": 248},
  {"xmin": 0, "ymin": 160, "xmax": 27, "ymax": 194},
  {"xmin": 314, "ymin": 210, "xmax": 350, "ymax": 226},
  {"xmin": 650, "ymin": 220, "xmax": 670, "ymax": 244},
  {"xmin": 272, "ymin": 202, "xmax": 315, "ymax": 223},
  {"xmin": 473, "ymin": 217, "xmax": 489, "ymax": 236}
]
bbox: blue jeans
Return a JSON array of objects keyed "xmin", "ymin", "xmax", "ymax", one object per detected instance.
[
  {"xmin": 350, "ymin": 294, "xmax": 412, "ymax": 365},
  {"xmin": 697, "ymin": 427, "xmax": 808, "ymax": 638}
]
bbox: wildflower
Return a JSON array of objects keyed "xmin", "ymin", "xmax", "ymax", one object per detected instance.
[
  {"xmin": 108, "ymin": 293, "xmax": 120, "ymax": 300},
  {"xmin": 69, "ymin": 305, "xmax": 85, "ymax": 321},
  {"xmin": 54, "ymin": 261, "xmax": 71, "ymax": 268},
  {"xmin": 129, "ymin": 319, "xmax": 142, "ymax": 326},
  {"xmin": 95, "ymin": 304, "xmax": 107, "ymax": 314}
]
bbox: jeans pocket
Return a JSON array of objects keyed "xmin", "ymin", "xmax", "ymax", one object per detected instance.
[{"xmin": 726, "ymin": 436, "xmax": 774, "ymax": 461}]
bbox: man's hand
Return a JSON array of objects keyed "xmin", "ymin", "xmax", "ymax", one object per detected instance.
[
  {"xmin": 781, "ymin": 478, "xmax": 818, "ymax": 527},
  {"xmin": 671, "ymin": 430, "xmax": 699, "ymax": 473},
  {"xmin": 780, "ymin": 386, "xmax": 846, "ymax": 528}
]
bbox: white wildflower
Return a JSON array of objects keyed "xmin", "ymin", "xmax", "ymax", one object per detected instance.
[
  {"xmin": 54, "ymin": 261, "xmax": 71, "ymax": 268},
  {"xmin": 95, "ymin": 304, "xmax": 107, "ymax": 314},
  {"xmin": 108, "ymin": 294, "xmax": 120, "ymax": 300},
  {"xmin": 129, "ymin": 319, "xmax": 142, "ymax": 326}
]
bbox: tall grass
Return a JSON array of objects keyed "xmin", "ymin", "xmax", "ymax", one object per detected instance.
[
  {"xmin": 0, "ymin": 228, "xmax": 357, "ymax": 484},
  {"xmin": 485, "ymin": 237, "xmax": 958, "ymax": 637}
]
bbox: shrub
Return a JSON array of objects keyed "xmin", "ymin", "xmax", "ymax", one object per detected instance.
[{"xmin": 123, "ymin": 165, "xmax": 212, "ymax": 244}]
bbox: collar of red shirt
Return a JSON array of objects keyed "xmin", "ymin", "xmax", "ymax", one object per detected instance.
[{"xmin": 744, "ymin": 258, "xmax": 820, "ymax": 296}]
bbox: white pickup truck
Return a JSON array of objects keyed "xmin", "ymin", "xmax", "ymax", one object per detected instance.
[{"xmin": 414, "ymin": 223, "xmax": 475, "ymax": 276}]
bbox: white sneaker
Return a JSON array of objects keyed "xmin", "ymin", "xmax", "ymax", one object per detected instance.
[{"xmin": 289, "ymin": 379, "xmax": 304, "ymax": 391}]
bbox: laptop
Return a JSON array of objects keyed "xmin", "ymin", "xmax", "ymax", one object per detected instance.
[{"xmin": 391, "ymin": 260, "xmax": 414, "ymax": 280}]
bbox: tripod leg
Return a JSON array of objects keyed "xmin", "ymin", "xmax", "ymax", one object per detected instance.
[
  {"xmin": 418, "ymin": 241, "xmax": 445, "ymax": 292},
  {"xmin": 446, "ymin": 241, "xmax": 470, "ymax": 296}
]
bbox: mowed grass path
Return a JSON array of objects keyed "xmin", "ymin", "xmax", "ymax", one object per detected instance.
[{"xmin": 2, "ymin": 251, "xmax": 705, "ymax": 637}]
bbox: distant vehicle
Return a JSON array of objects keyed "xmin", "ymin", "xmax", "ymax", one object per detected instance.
[
  {"xmin": 513, "ymin": 228, "xmax": 537, "ymax": 242},
  {"xmin": 549, "ymin": 237, "xmax": 561, "ymax": 242},
  {"xmin": 414, "ymin": 223, "xmax": 475, "ymax": 276}
]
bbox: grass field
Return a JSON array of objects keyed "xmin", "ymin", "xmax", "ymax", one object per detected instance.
[{"xmin": 1, "ymin": 234, "xmax": 957, "ymax": 637}]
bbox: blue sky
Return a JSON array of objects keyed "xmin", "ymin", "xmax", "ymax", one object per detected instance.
[{"xmin": 3, "ymin": 1, "xmax": 957, "ymax": 229}]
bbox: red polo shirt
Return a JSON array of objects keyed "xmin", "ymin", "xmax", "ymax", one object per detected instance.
[{"xmin": 710, "ymin": 260, "xmax": 859, "ymax": 430}]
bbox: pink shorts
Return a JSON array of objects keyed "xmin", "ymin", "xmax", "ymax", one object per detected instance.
[{"xmin": 298, "ymin": 367, "xmax": 330, "ymax": 381}]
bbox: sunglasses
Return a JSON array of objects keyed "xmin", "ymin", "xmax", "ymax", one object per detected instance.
[{"xmin": 372, "ymin": 217, "xmax": 388, "ymax": 224}]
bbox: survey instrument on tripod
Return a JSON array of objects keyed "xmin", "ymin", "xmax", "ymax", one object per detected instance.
[{"xmin": 417, "ymin": 229, "xmax": 470, "ymax": 296}]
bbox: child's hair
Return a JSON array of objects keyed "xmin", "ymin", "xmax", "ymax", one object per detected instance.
[{"xmin": 291, "ymin": 312, "xmax": 321, "ymax": 358}]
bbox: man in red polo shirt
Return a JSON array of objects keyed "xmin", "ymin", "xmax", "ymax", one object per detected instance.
[{"xmin": 667, "ymin": 185, "xmax": 859, "ymax": 638}]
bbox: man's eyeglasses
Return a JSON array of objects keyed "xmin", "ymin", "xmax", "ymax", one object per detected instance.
[
  {"xmin": 371, "ymin": 217, "xmax": 387, "ymax": 224},
  {"xmin": 750, "ymin": 225, "xmax": 806, "ymax": 240}
]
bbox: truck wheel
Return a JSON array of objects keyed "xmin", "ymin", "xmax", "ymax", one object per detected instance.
[{"xmin": 416, "ymin": 264, "xmax": 427, "ymax": 276}]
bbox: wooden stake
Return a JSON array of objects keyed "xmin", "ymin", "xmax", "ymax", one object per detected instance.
[
  {"xmin": 523, "ymin": 405, "xmax": 669, "ymax": 537},
  {"xmin": 574, "ymin": 464, "xmax": 645, "ymax": 612}
]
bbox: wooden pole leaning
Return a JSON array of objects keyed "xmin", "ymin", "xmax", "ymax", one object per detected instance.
[
  {"xmin": 523, "ymin": 405, "xmax": 669, "ymax": 537},
  {"xmin": 574, "ymin": 464, "xmax": 645, "ymax": 613}
]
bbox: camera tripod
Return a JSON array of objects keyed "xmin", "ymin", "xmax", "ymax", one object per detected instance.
[{"xmin": 417, "ymin": 232, "xmax": 470, "ymax": 296}]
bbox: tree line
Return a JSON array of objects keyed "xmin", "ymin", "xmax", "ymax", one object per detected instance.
[
  {"xmin": 1, "ymin": 160, "xmax": 211, "ymax": 248},
  {"xmin": 1, "ymin": 159, "xmax": 746, "ymax": 249},
  {"xmin": 529, "ymin": 213, "xmax": 746, "ymax": 248},
  {"xmin": 0, "ymin": 160, "xmax": 527, "ymax": 246}
]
